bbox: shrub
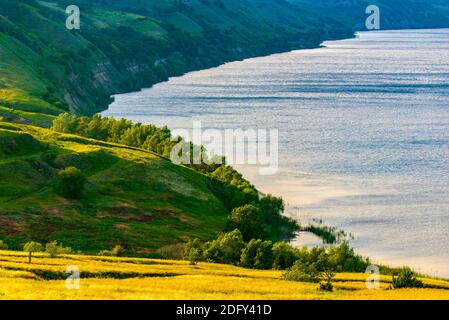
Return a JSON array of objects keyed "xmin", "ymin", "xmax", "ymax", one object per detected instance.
[
  {"xmin": 227, "ymin": 204, "xmax": 265, "ymax": 241},
  {"xmin": 0, "ymin": 240, "xmax": 8, "ymax": 250},
  {"xmin": 99, "ymin": 245, "xmax": 124, "ymax": 257},
  {"xmin": 98, "ymin": 250, "xmax": 113, "ymax": 256},
  {"xmin": 240, "ymin": 239, "xmax": 274, "ymax": 270},
  {"xmin": 272, "ymin": 242, "xmax": 298, "ymax": 270},
  {"xmin": 111, "ymin": 245, "xmax": 124, "ymax": 257},
  {"xmin": 56, "ymin": 166, "xmax": 86, "ymax": 199},
  {"xmin": 203, "ymin": 229, "xmax": 245, "ymax": 265},
  {"xmin": 45, "ymin": 241, "xmax": 73, "ymax": 258},
  {"xmin": 319, "ymin": 269, "xmax": 336, "ymax": 292},
  {"xmin": 282, "ymin": 260, "xmax": 321, "ymax": 283},
  {"xmin": 283, "ymin": 244, "xmax": 366, "ymax": 291},
  {"xmin": 23, "ymin": 241, "xmax": 44, "ymax": 264},
  {"xmin": 392, "ymin": 268, "xmax": 424, "ymax": 289},
  {"xmin": 283, "ymin": 247, "xmax": 337, "ymax": 291}
]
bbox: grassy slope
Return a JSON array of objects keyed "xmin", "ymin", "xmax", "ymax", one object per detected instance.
[
  {"xmin": 0, "ymin": 250, "xmax": 448, "ymax": 300},
  {"xmin": 0, "ymin": 121, "xmax": 229, "ymax": 255},
  {"xmin": 1, "ymin": 0, "xmax": 449, "ymax": 120}
]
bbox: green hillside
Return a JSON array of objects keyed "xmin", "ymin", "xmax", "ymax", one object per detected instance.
[
  {"xmin": 1, "ymin": 0, "xmax": 449, "ymax": 256},
  {"xmin": 1, "ymin": 0, "xmax": 449, "ymax": 120},
  {"xmin": 0, "ymin": 121, "xmax": 229, "ymax": 255}
]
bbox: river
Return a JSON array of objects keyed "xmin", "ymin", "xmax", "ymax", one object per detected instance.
[{"xmin": 102, "ymin": 29, "xmax": 449, "ymax": 277}]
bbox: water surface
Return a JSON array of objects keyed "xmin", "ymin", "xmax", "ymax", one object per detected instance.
[{"xmin": 103, "ymin": 29, "xmax": 449, "ymax": 277}]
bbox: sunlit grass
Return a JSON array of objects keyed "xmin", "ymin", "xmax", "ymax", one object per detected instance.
[{"xmin": 0, "ymin": 250, "xmax": 448, "ymax": 300}]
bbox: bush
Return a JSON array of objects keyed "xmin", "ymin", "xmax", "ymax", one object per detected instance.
[
  {"xmin": 272, "ymin": 242, "xmax": 298, "ymax": 270},
  {"xmin": 283, "ymin": 244, "xmax": 367, "ymax": 291},
  {"xmin": 283, "ymin": 247, "xmax": 337, "ymax": 291},
  {"xmin": 99, "ymin": 245, "xmax": 124, "ymax": 257},
  {"xmin": 327, "ymin": 242, "xmax": 368, "ymax": 272},
  {"xmin": 45, "ymin": 241, "xmax": 73, "ymax": 258},
  {"xmin": 240, "ymin": 239, "xmax": 273, "ymax": 270},
  {"xmin": 183, "ymin": 239, "xmax": 204, "ymax": 265},
  {"xmin": 23, "ymin": 241, "xmax": 44, "ymax": 264},
  {"xmin": 98, "ymin": 250, "xmax": 113, "ymax": 256},
  {"xmin": 0, "ymin": 240, "xmax": 8, "ymax": 250},
  {"xmin": 282, "ymin": 260, "xmax": 321, "ymax": 283},
  {"xmin": 111, "ymin": 245, "xmax": 124, "ymax": 257},
  {"xmin": 227, "ymin": 204, "xmax": 265, "ymax": 241},
  {"xmin": 203, "ymin": 229, "xmax": 245, "ymax": 265},
  {"xmin": 56, "ymin": 166, "xmax": 86, "ymax": 199},
  {"xmin": 392, "ymin": 268, "xmax": 424, "ymax": 289},
  {"xmin": 319, "ymin": 270, "xmax": 336, "ymax": 292}
]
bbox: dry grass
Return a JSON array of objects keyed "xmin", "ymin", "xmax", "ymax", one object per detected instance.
[{"xmin": 0, "ymin": 250, "xmax": 448, "ymax": 300}]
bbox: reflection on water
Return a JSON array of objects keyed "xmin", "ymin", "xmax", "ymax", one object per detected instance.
[{"xmin": 103, "ymin": 29, "xmax": 449, "ymax": 277}]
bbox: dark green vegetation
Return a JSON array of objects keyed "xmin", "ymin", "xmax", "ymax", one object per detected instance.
[
  {"xmin": 184, "ymin": 230, "xmax": 368, "ymax": 275},
  {"xmin": 282, "ymin": 243, "xmax": 368, "ymax": 285},
  {"xmin": 1, "ymin": 0, "xmax": 449, "ymax": 122},
  {"xmin": 304, "ymin": 219, "xmax": 353, "ymax": 244},
  {"xmin": 56, "ymin": 166, "xmax": 86, "ymax": 199},
  {"xmin": 392, "ymin": 267, "xmax": 424, "ymax": 289},
  {"xmin": 0, "ymin": 118, "xmax": 296, "ymax": 255}
]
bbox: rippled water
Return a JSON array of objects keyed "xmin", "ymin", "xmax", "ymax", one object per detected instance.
[{"xmin": 103, "ymin": 29, "xmax": 449, "ymax": 277}]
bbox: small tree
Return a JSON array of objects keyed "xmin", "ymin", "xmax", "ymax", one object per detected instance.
[
  {"xmin": 272, "ymin": 242, "xmax": 297, "ymax": 270},
  {"xmin": 23, "ymin": 242, "xmax": 44, "ymax": 264},
  {"xmin": 203, "ymin": 229, "xmax": 245, "ymax": 265},
  {"xmin": 0, "ymin": 240, "xmax": 8, "ymax": 250},
  {"xmin": 227, "ymin": 204, "xmax": 265, "ymax": 241},
  {"xmin": 111, "ymin": 245, "xmax": 124, "ymax": 257},
  {"xmin": 240, "ymin": 239, "xmax": 273, "ymax": 270},
  {"xmin": 56, "ymin": 166, "xmax": 86, "ymax": 199},
  {"xmin": 183, "ymin": 239, "xmax": 204, "ymax": 265}
]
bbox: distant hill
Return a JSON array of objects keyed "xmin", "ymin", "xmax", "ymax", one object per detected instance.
[{"xmin": 1, "ymin": 0, "xmax": 449, "ymax": 119}]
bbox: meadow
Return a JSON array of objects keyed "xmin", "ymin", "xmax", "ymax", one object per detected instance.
[{"xmin": 0, "ymin": 250, "xmax": 448, "ymax": 300}]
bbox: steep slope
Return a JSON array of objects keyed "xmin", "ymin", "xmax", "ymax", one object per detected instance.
[
  {"xmin": 1, "ymin": 0, "xmax": 449, "ymax": 119},
  {"xmin": 0, "ymin": 121, "xmax": 229, "ymax": 255}
]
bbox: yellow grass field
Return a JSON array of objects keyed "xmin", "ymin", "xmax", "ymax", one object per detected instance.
[{"xmin": 0, "ymin": 250, "xmax": 448, "ymax": 300}]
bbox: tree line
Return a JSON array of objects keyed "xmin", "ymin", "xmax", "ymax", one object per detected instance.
[{"xmin": 51, "ymin": 113, "xmax": 299, "ymax": 240}]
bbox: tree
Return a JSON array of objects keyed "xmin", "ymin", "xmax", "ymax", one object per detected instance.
[
  {"xmin": 240, "ymin": 239, "xmax": 273, "ymax": 270},
  {"xmin": 23, "ymin": 242, "xmax": 44, "ymax": 264},
  {"xmin": 183, "ymin": 239, "xmax": 204, "ymax": 265},
  {"xmin": 203, "ymin": 229, "xmax": 245, "ymax": 265},
  {"xmin": 227, "ymin": 204, "xmax": 265, "ymax": 241},
  {"xmin": 283, "ymin": 245, "xmax": 343, "ymax": 292},
  {"xmin": 56, "ymin": 166, "xmax": 86, "ymax": 199},
  {"xmin": 45, "ymin": 241, "xmax": 73, "ymax": 258},
  {"xmin": 259, "ymin": 195, "xmax": 284, "ymax": 224},
  {"xmin": 272, "ymin": 242, "xmax": 297, "ymax": 270}
]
